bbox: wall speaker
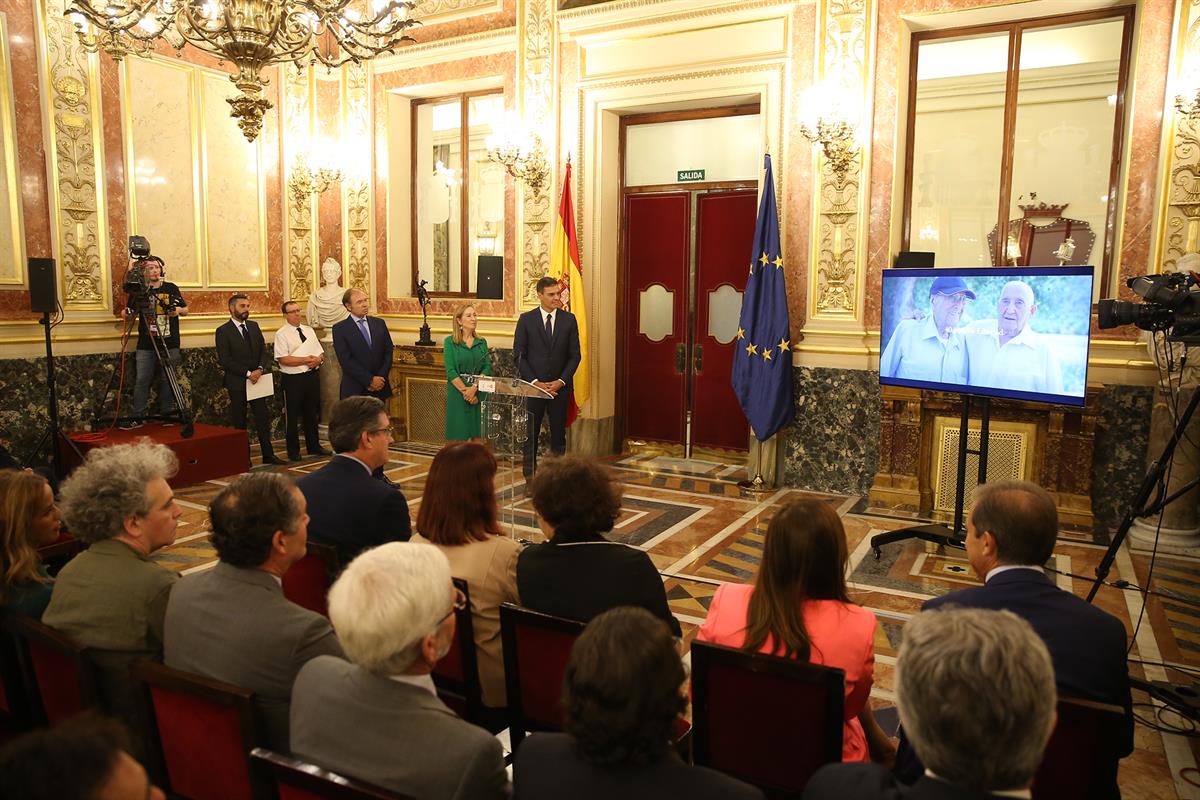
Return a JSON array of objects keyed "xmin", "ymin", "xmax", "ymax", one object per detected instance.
[
  {"xmin": 894, "ymin": 251, "xmax": 935, "ymax": 269},
  {"xmin": 476, "ymin": 255, "xmax": 503, "ymax": 300},
  {"xmin": 29, "ymin": 258, "xmax": 57, "ymax": 314}
]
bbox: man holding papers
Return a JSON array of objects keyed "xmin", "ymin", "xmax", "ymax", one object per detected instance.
[
  {"xmin": 275, "ymin": 301, "xmax": 332, "ymax": 461},
  {"xmin": 216, "ymin": 294, "xmax": 286, "ymax": 464}
]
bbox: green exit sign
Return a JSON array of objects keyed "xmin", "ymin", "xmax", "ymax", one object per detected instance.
[{"xmin": 677, "ymin": 169, "xmax": 705, "ymax": 182}]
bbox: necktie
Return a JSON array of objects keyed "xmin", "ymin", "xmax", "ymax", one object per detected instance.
[
  {"xmin": 238, "ymin": 323, "xmax": 248, "ymax": 343},
  {"xmin": 545, "ymin": 312, "xmax": 553, "ymax": 341},
  {"xmin": 297, "ymin": 326, "xmax": 306, "ymax": 343},
  {"xmin": 357, "ymin": 317, "xmax": 372, "ymax": 347}
]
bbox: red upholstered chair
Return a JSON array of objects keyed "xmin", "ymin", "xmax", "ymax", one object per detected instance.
[
  {"xmin": 1032, "ymin": 696, "xmax": 1128, "ymax": 800},
  {"xmin": 282, "ymin": 541, "xmax": 340, "ymax": 618},
  {"xmin": 251, "ymin": 748, "xmax": 414, "ymax": 800},
  {"xmin": 690, "ymin": 639, "xmax": 845, "ymax": 797},
  {"xmin": 499, "ymin": 603, "xmax": 586, "ymax": 751},
  {"xmin": 3, "ymin": 613, "xmax": 99, "ymax": 725},
  {"xmin": 132, "ymin": 661, "xmax": 270, "ymax": 800},
  {"xmin": 432, "ymin": 578, "xmax": 484, "ymax": 723},
  {"xmin": 0, "ymin": 612, "xmax": 35, "ymax": 730}
]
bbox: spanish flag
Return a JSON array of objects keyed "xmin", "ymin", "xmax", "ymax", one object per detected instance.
[{"xmin": 548, "ymin": 160, "xmax": 589, "ymax": 426}]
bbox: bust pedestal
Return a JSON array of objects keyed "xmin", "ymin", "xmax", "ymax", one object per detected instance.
[
  {"xmin": 1129, "ymin": 385, "xmax": 1200, "ymax": 555},
  {"xmin": 317, "ymin": 339, "xmax": 342, "ymax": 435}
]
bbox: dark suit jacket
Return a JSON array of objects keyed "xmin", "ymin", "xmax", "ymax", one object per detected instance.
[
  {"xmin": 514, "ymin": 732, "xmax": 763, "ymax": 800},
  {"xmin": 296, "ymin": 455, "xmax": 411, "ymax": 566},
  {"xmin": 291, "ymin": 656, "xmax": 508, "ymax": 800},
  {"xmin": 332, "ymin": 315, "xmax": 394, "ymax": 399},
  {"xmin": 513, "ymin": 308, "xmax": 581, "ymax": 391},
  {"xmin": 163, "ymin": 562, "xmax": 345, "ymax": 753},
  {"xmin": 215, "ymin": 318, "xmax": 272, "ymax": 392},
  {"xmin": 516, "ymin": 533, "xmax": 681, "ymax": 636},
  {"xmin": 805, "ymin": 764, "xmax": 1004, "ymax": 800}
]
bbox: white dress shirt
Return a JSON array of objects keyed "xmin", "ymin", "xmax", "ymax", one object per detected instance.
[{"xmin": 274, "ymin": 323, "xmax": 321, "ymax": 374}]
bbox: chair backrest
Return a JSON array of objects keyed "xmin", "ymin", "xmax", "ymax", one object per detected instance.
[
  {"xmin": 431, "ymin": 578, "xmax": 483, "ymax": 722},
  {"xmin": 0, "ymin": 610, "xmax": 33, "ymax": 727},
  {"xmin": 1032, "ymin": 696, "xmax": 1127, "ymax": 800},
  {"xmin": 3, "ymin": 613, "xmax": 99, "ymax": 725},
  {"xmin": 499, "ymin": 603, "xmax": 586, "ymax": 751},
  {"xmin": 251, "ymin": 748, "xmax": 414, "ymax": 800},
  {"xmin": 132, "ymin": 661, "xmax": 269, "ymax": 800},
  {"xmin": 690, "ymin": 639, "xmax": 845, "ymax": 796},
  {"xmin": 281, "ymin": 541, "xmax": 340, "ymax": 617}
]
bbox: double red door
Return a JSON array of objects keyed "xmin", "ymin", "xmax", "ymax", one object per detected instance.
[{"xmin": 622, "ymin": 189, "xmax": 756, "ymax": 453}]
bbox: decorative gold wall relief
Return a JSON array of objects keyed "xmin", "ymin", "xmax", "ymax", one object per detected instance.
[
  {"xmin": 1161, "ymin": 1, "xmax": 1200, "ymax": 273},
  {"xmin": 36, "ymin": 0, "xmax": 110, "ymax": 309},
  {"xmin": 284, "ymin": 66, "xmax": 316, "ymax": 303},
  {"xmin": 519, "ymin": 0, "xmax": 554, "ymax": 306},
  {"xmin": 342, "ymin": 62, "xmax": 372, "ymax": 297}
]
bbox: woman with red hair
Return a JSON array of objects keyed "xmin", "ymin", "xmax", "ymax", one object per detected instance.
[{"xmin": 413, "ymin": 442, "xmax": 521, "ymax": 712}]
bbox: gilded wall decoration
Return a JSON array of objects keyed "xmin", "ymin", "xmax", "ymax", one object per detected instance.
[
  {"xmin": 35, "ymin": 0, "xmax": 109, "ymax": 308},
  {"xmin": 809, "ymin": 0, "xmax": 871, "ymax": 320},
  {"xmin": 1161, "ymin": 1, "xmax": 1200, "ymax": 273},
  {"xmin": 520, "ymin": 0, "xmax": 555, "ymax": 306},
  {"xmin": 342, "ymin": 63, "xmax": 372, "ymax": 297},
  {"xmin": 418, "ymin": 0, "xmax": 499, "ymax": 19},
  {"xmin": 284, "ymin": 66, "xmax": 316, "ymax": 303}
]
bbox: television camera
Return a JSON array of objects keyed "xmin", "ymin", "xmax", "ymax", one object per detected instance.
[{"xmin": 1098, "ymin": 271, "xmax": 1200, "ymax": 340}]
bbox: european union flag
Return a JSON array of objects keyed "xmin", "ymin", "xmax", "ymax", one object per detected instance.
[{"xmin": 732, "ymin": 154, "xmax": 794, "ymax": 442}]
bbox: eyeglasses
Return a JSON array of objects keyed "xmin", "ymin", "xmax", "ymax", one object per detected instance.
[{"xmin": 437, "ymin": 587, "xmax": 468, "ymax": 625}]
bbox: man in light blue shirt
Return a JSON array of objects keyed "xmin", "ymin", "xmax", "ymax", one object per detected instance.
[
  {"xmin": 961, "ymin": 281, "xmax": 1064, "ymax": 395},
  {"xmin": 879, "ymin": 276, "xmax": 975, "ymax": 384}
]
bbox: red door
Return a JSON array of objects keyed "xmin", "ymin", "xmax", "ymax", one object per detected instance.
[
  {"xmin": 623, "ymin": 192, "xmax": 689, "ymax": 445},
  {"xmin": 693, "ymin": 191, "xmax": 755, "ymax": 450}
]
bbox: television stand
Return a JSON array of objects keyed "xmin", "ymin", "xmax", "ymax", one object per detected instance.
[{"xmin": 871, "ymin": 394, "xmax": 990, "ymax": 558}]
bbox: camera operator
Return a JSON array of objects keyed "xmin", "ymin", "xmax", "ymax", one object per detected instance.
[{"xmin": 124, "ymin": 255, "xmax": 188, "ymax": 427}]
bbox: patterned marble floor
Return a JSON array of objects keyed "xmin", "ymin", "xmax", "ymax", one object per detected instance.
[{"xmin": 154, "ymin": 443, "xmax": 1200, "ymax": 799}]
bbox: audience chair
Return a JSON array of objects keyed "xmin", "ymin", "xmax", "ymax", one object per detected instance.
[
  {"xmin": 499, "ymin": 602, "xmax": 586, "ymax": 751},
  {"xmin": 282, "ymin": 540, "xmax": 340, "ymax": 617},
  {"xmin": 251, "ymin": 748, "xmax": 415, "ymax": 800},
  {"xmin": 0, "ymin": 611, "xmax": 35, "ymax": 732},
  {"xmin": 1032, "ymin": 696, "xmax": 1128, "ymax": 800},
  {"xmin": 36, "ymin": 532, "xmax": 85, "ymax": 575},
  {"xmin": 690, "ymin": 639, "xmax": 845, "ymax": 797},
  {"xmin": 432, "ymin": 578, "xmax": 484, "ymax": 723},
  {"xmin": 132, "ymin": 661, "xmax": 271, "ymax": 800},
  {"xmin": 3, "ymin": 612, "xmax": 99, "ymax": 725}
]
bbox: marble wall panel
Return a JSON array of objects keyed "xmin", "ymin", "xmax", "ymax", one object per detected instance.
[
  {"xmin": 317, "ymin": 78, "xmax": 343, "ymax": 269},
  {"xmin": 786, "ymin": 2, "xmax": 815, "ymax": 330},
  {"xmin": 783, "ymin": 367, "xmax": 882, "ymax": 495},
  {"xmin": 1091, "ymin": 383, "xmax": 1153, "ymax": 531},
  {"xmin": 0, "ymin": 13, "xmax": 22, "ymax": 284}
]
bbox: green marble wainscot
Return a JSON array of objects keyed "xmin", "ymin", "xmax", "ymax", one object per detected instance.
[
  {"xmin": 781, "ymin": 367, "xmax": 882, "ymax": 496},
  {"xmin": 1090, "ymin": 383, "xmax": 1153, "ymax": 533}
]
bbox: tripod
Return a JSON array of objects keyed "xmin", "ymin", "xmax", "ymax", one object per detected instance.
[
  {"xmin": 24, "ymin": 308, "xmax": 85, "ymax": 482},
  {"xmin": 870, "ymin": 393, "xmax": 991, "ymax": 558},
  {"xmin": 93, "ymin": 296, "xmax": 193, "ymax": 438}
]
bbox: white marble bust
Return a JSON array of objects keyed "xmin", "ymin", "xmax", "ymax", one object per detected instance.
[{"xmin": 308, "ymin": 257, "xmax": 351, "ymax": 341}]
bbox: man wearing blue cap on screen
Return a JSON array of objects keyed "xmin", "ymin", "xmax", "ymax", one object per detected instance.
[{"xmin": 879, "ymin": 276, "xmax": 975, "ymax": 384}]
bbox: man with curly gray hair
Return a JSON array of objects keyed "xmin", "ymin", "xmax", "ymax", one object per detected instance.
[{"xmin": 43, "ymin": 441, "xmax": 182, "ymax": 746}]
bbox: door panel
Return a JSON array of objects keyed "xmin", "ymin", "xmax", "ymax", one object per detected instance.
[
  {"xmin": 624, "ymin": 193, "xmax": 689, "ymax": 445},
  {"xmin": 693, "ymin": 190, "xmax": 756, "ymax": 450}
]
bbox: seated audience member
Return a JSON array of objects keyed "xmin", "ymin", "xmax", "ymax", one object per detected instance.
[
  {"xmin": 0, "ymin": 712, "xmax": 166, "ymax": 800},
  {"xmin": 697, "ymin": 498, "xmax": 891, "ymax": 763},
  {"xmin": 517, "ymin": 456, "xmax": 680, "ymax": 636},
  {"xmin": 514, "ymin": 606, "xmax": 763, "ymax": 800},
  {"xmin": 0, "ymin": 470, "xmax": 62, "ymax": 618},
  {"xmin": 296, "ymin": 396, "xmax": 411, "ymax": 565},
  {"xmin": 894, "ymin": 480, "xmax": 1131, "ymax": 787},
  {"xmin": 290, "ymin": 543, "xmax": 508, "ymax": 800},
  {"xmin": 805, "ymin": 607, "xmax": 1057, "ymax": 799},
  {"xmin": 412, "ymin": 442, "xmax": 522, "ymax": 712},
  {"xmin": 164, "ymin": 472, "xmax": 344, "ymax": 752},
  {"xmin": 43, "ymin": 442, "xmax": 181, "ymax": 728}
]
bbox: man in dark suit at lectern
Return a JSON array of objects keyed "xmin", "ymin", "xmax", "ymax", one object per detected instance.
[
  {"xmin": 215, "ymin": 294, "xmax": 284, "ymax": 464},
  {"xmin": 332, "ymin": 288, "xmax": 394, "ymax": 401},
  {"xmin": 514, "ymin": 276, "xmax": 581, "ymax": 478}
]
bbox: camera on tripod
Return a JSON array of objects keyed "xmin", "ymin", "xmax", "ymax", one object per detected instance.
[
  {"xmin": 124, "ymin": 235, "xmax": 164, "ymax": 297},
  {"xmin": 1097, "ymin": 271, "xmax": 1200, "ymax": 340}
]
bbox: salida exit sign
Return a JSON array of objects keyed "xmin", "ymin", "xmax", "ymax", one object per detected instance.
[{"xmin": 677, "ymin": 169, "xmax": 705, "ymax": 182}]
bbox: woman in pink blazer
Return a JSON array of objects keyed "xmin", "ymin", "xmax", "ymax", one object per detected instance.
[{"xmin": 696, "ymin": 499, "xmax": 893, "ymax": 764}]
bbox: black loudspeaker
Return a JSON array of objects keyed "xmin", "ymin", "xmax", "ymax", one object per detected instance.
[
  {"xmin": 894, "ymin": 251, "xmax": 935, "ymax": 269},
  {"xmin": 29, "ymin": 258, "xmax": 57, "ymax": 313},
  {"xmin": 476, "ymin": 255, "xmax": 503, "ymax": 300}
]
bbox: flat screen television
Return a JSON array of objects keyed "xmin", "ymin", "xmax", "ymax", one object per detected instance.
[{"xmin": 878, "ymin": 266, "xmax": 1094, "ymax": 407}]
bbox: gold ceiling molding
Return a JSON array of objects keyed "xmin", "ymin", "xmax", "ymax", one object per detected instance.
[
  {"xmin": 1156, "ymin": 0, "xmax": 1200, "ymax": 274},
  {"xmin": 284, "ymin": 66, "xmax": 316, "ymax": 304},
  {"xmin": 561, "ymin": 0, "xmax": 795, "ymax": 39},
  {"xmin": 417, "ymin": 0, "xmax": 502, "ymax": 24},
  {"xmin": 371, "ymin": 27, "xmax": 517, "ymax": 73},
  {"xmin": 34, "ymin": 0, "xmax": 110, "ymax": 310},
  {"xmin": 519, "ymin": 0, "xmax": 556, "ymax": 307},
  {"xmin": 343, "ymin": 62, "xmax": 373, "ymax": 300},
  {"xmin": 808, "ymin": 0, "xmax": 872, "ymax": 323}
]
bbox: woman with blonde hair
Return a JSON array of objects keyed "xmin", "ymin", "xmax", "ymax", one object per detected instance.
[
  {"xmin": 697, "ymin": 498, "xmax": 894, "ymax": 764},
  {"xmin": 444, "ymin": 303, "xmax": 491, "ymax": 441},
  {"xmin": 0, "ymin": 470, "xmax": 62, "ymax": 618}
]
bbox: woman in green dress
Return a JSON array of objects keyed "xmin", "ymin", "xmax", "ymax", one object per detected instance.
[{"xmin": 445, "ymin": 303, "xmax": 491, "ymax": 441}]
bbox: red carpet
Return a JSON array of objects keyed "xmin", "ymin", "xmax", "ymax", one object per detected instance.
[{"xmin": 60, "ymin": 423, "xmax": 251, "ymax": 487}]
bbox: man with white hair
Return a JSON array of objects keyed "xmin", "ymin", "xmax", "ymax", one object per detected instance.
[
  {"xmin": 962, "ymin": 280, "xmax": 1064, "ymax": 394},
  {"xmin": 805, "ymin": 607, "xmax": 1057, "ymax": 799},
  {"xmin": 290, "ymin": 542, "xmax": 508, "ymax": 799}
]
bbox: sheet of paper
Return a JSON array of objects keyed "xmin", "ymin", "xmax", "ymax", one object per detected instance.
[
  {"xmin": 291, "ymin": 336, "xmax": 324, "ymax": 359},
  {"xmin": 246, "ymin": 372, "xmax": 274, "ymax": 400}
]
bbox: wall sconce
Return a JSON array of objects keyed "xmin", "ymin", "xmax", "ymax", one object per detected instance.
[
  {"xmin": 289, "ymin": 139, "xmax": 343, "ymax": 201},
  {"xmin": 1006, "ymin": 233, "xmax": 1022, "ymax": 267},
  {"xmin": 476, "ymin": 221, "xmax": 498, "ymax": 256},
  {"xmin": 1176, "ymin": 65, "xmax": 1200, "ymax": 117},
  {"xmin": 798, "ymin": 78, "xmax": 860, "ymax": 180},
  {"xmin": 485, "ymin": 115, "xmax": 549, "ymax": 197}
]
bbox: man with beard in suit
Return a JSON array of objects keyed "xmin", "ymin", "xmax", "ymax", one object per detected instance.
[{"xmin": 216, "ymin": 294, "xmax": 285, "ymax": 464}]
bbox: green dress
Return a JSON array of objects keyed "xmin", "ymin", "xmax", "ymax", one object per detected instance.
[{"xmin": 444, "ymin": 335, "xmax": 491, "ymax": 440}]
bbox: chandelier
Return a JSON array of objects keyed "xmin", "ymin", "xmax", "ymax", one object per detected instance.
[{"xmin": 65, "ymin": 0, "xmax": 421, "ymax": 142}]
